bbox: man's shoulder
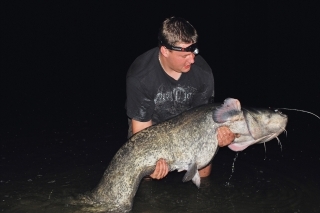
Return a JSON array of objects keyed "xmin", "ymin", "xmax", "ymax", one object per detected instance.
[
  {"xmin": 194, "ymin": 55, "xmax": 212, "ymax": 74},
  {"xmin": 127, "ymin": 47, "xmax": 159, "ymax": 78}
]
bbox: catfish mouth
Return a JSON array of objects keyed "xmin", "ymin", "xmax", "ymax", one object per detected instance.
[{"xmin": 228, "ymin": 131, "xmax": 283, "ymax": 152}]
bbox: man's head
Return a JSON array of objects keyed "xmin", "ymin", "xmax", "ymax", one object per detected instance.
[
  {"xmin": 158, "ymin": 17, "xmax": 199, "ymax": 75},
  {"xmin": 158, "ymin": 17, "xmax": 198, "ymax": 49}
]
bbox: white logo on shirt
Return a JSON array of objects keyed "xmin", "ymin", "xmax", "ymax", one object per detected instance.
[{"xmin": 154, "ymin": 85, "xmax": 195, "ymax": 104}]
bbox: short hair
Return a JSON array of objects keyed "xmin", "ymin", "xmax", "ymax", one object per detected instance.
[{"xmin": 158, "ymin": 17, "xmax": 198, "ymax": 47}]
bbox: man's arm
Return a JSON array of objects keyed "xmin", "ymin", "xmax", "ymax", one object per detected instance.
[{"xmin": 131, "ymin": 119, "xmax": 152, "ymax": 134}]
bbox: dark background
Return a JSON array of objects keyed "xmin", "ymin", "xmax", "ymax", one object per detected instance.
[{"xmin": 1, "ymin": 1, "xmax": 319, "ymax": 170}]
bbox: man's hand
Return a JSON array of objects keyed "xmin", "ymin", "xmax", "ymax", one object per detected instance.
[
  {"xmin": 217, "ymin": 126, "xmax": 235, "ymax": 147},
  {"xmin": 150, "ymin": 158, "xmax": 169, "ymax": 179}
]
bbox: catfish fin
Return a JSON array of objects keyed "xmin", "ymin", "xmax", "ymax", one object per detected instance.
[
  {"xmin": 192, "ymin": 171, "xmax": 201, "ymax": 188},
  {"xmin": 182, "ymin": 163, "xmax": 197, "ymax": 182},
  {"xmin": 213, "ymin": 98, "xmax": 242, "ymax": 123}
]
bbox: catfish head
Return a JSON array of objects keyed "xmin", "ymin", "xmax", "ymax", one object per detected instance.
[{"xmin": 213, "ymin": 98, "xmax": 288, "ymax": 152}]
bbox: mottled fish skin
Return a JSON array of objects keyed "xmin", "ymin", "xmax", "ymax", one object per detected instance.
[{"xmin": 71, "ymin": 98, "xmax": 288, "ymax": 212}]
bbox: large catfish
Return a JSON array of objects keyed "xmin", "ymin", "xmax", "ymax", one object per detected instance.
[{"xmin": 73, "ymin": 98, "xmax": 288, "ymax": 212}]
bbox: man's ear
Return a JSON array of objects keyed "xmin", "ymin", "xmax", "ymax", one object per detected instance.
[{"xmin": 160, "ymin": 46, "xmax": 169, "ymax": 58}]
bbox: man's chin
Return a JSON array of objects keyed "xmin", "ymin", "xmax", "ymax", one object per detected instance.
[{"xmin": 181, "ymin": 67, "xmax": 191, "ymax": 72}]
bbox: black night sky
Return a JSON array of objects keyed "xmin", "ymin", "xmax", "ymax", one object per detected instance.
[{"xmin": 1, "ymin": 1, "xmax": 320, "ymax": 212}]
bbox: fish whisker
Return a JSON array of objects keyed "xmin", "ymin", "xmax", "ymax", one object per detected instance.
[
  {"xmin": 277, "ymin": 108, "xmax": 320, "ymax": 120},
  {"xmin": 279, "ymin": 126, "xmax": 287, "ymax": 137},
  {"xmin": 263, "ymin": 142, "xmax": 267, "ymax": 160},
  {"xmin": 274, "ymin": 135, "xmax": 283, "ymax": 152}
]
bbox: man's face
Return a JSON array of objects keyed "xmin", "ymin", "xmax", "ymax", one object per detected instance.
[{"xmin": 166, "ymin": 42, "xmax": 196, "ymax": 73}]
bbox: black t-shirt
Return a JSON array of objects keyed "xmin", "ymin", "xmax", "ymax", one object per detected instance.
[{"xmin": 126, "ymin": 47, "xmax": 214, "ymax": 124}]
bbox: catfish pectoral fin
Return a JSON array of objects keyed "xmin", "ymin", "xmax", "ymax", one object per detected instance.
[
  {"xmin": 182, "ymin": 163, "xmax": 201, "ymax": 188},
  {"xmin": 182, "ymin": 163, "xmax": 197, "ymax": 182},
  {"xmin": 192, "ymin": 172, "xmax": 201, "ymax": 188}
]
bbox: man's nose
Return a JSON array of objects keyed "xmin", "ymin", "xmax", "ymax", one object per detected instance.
[{"xmin": 188, "ymin": 54, "xmax": 195, "ymax": 63}]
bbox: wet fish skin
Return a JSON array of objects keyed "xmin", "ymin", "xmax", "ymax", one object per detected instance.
[{"xmin": 73, "ymin": 98, "xmax": 288, "ymax": 212}]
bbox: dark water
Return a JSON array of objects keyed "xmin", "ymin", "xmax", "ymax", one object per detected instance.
[{"xmin": 1, "ymin": 111, "xmax": 319, "ymax": 213}]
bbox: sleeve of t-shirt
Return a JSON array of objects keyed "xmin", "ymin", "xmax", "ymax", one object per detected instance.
[
  {"xmin": 126, "ymin": 76, "xmax": 154, "ymax": 122},
  {"xmin": 192, "ymin": 78, "xmax": 214, "ymax": 107},
  {"xmin": 191, "ymin": 56, "xmax": 215, "ymax": 107}
]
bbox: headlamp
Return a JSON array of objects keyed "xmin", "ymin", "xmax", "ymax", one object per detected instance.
[{"xmin": 160, "ymin": 41, "xmax": 199, "ymax": 55}]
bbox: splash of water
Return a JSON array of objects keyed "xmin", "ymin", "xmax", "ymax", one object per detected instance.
[{"xmin": 225, "ymin": 152, "xmax": 239, "ymax": 187}]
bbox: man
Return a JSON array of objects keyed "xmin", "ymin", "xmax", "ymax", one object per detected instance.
[{"xmin": 126, "ymin": 17, "xmax": 234, "ymax": 179}]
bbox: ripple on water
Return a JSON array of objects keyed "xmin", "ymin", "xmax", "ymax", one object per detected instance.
[
  {"xmin": 133, "ymin": 164, "xmax": 318, "ymax": 213},
  {"xmin": 1, "ymin": 160, "xmax": 318, "ymax": 212}
]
